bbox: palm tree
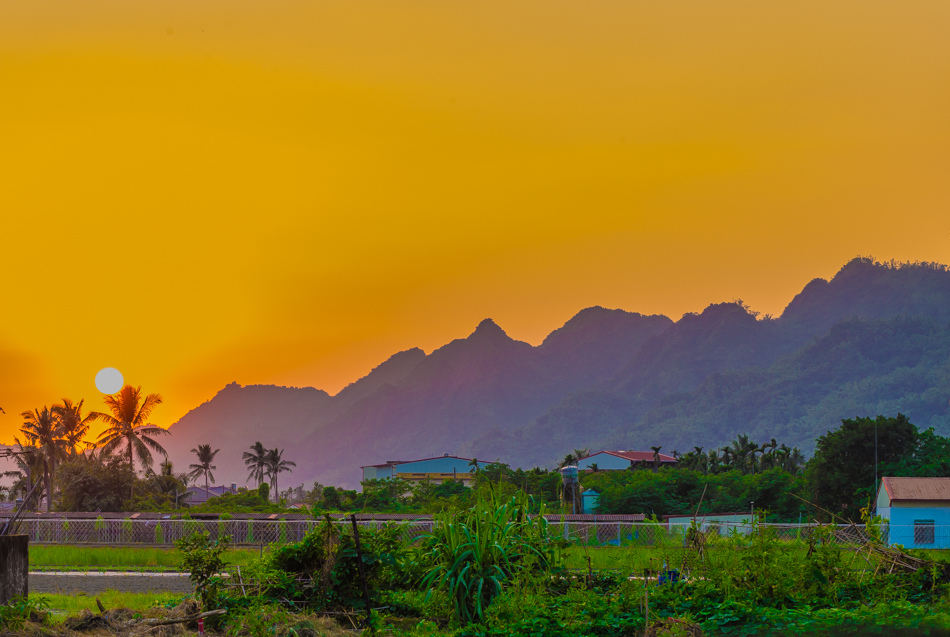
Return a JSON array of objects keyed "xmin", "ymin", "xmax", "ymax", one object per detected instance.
[
  {"xmin": 91, "ymin": 385, "xmax": 169, "ymax": 497},
  {"xmin": 784, "ymin": 447, "xmax": 805, "ymax": 474},
  {"xmin": 572, "ymin": 448, "xmax": 591, "ymax": 461},
  {"xmin": 53, "ymin": 398, "xmax": 96, "ymax": 457},
  {"xmin": 468, "ymin": 457, "xmax": 479, "ymax": 474},
  {"xmin": 146, "ymin": 458, "xmax": 190, "ymax": 508},
  {"xmin": 187, "ymin": 444, "xmax": 220, "ymax": 496},
  {"xmin": 3, "ymin": 442, "xmax": 43, "ymax": 507},
  {"xmin": 265, "ymin": 448, "xmax": 296, "ymax": 503},
  {"xmin": 650, "ymin": 446, "xmax": 663, "ymax": 473},
  {"xmin": 242, "ymin": 441, "xmax": 269, "ymax": 486},
  {"xmin": 692, "ymin": 446, "xmax": 708, "ymax": 473},
  {"xmin": 19, "ymin": 406, "xmax": 68, "ymax": 512},
  {"xmin": 727, "ymin": 434, "xmax": 758, "ymax": 474}
]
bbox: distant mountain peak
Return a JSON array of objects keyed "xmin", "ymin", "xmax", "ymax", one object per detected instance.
[
  {"xmin": 471, "ymin": 318, "xmax": 508, "ymax": 339},
  {"xmin": 334, "ymin": 347, "xmax": 426, "ymax": 406}
]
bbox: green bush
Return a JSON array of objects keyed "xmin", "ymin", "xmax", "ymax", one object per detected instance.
[
  {"xmin": 422, "ymin": 491, "xmax": 562, "ymax": 625},
  {"xmin": 255, "ymin": 516, "xmax": 402, "ymax": 612},
  {"xmin": 0, "ymin": 596, "xmax": 50, "ymax": 630},
  {"xmin": 176, "ymin": 531, "xmax": 231, "ymax": 621}
]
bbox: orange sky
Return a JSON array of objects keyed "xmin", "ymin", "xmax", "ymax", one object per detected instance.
[{"xmin": 1, "ymin": 0, "xmax": 949, "ymax": 443}]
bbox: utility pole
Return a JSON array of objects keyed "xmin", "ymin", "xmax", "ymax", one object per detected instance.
[{"xmin": 875, "ymin": 420, "xmax": 879, "ymax": 500}]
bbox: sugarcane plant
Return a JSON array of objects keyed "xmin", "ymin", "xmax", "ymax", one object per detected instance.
[{"xmin": 422, "ymin": 489, "xmax": 562, "ymax": 624}]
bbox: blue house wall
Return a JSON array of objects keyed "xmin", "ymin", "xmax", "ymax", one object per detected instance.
[
  {"xmin": 395, "ymin": 457, "xmax": 487, "ymax": 474},
  {"xmin": 878, "ymin": 506, "xmax": 950, "ymax": 549}
]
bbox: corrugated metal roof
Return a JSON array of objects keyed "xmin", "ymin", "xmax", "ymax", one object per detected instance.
[
  {"xmin": 360, "ymin": 455, "xmax": 478, "ymax": 469},
  {"xmin": 882, "ymin": 477, "xmax": 950, "ymax": 501}
]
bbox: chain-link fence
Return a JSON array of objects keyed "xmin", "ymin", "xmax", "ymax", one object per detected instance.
[
  {"xmin": 13, "ymin": 518, "xmax": 929, "ymax": 549},
  {"xmin": 551, "ymin": 521, "xmax": 884, "ymax": 547},
  {"xmin": 16, "ymin": 518, "xmax": 436, "ymax": 546}
]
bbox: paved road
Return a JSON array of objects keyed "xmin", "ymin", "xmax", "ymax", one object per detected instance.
[{"xmin": 30, "ymin": 571, "xmax": 194, "ymax": 595}]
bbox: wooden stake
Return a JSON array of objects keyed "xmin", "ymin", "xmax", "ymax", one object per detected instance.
[{"xmin": 350, "ymin": 514, "xmax": 374, "ymax": 633}]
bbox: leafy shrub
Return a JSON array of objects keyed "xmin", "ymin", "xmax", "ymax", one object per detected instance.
[
  {"xmin": 0, "ymin": 596, "xmax": 50, "ymax": 630},
  {"xmin": 422, "ymin": 491, "xmax": 562, "ymax": 624},
  {"xmin": 176, "ymin": 531, "xmax": 231, "ymax": 620},
  {"xmin": 190, "ymin": 490, "xmax": 279, "ymax": 514},
  {"xmin": 254, "ymin": 516, "xmax": 403, "ymax": 612},
  {"xmin": 458, "ymin": 580, "xmax": 645, "ymax": 637}
]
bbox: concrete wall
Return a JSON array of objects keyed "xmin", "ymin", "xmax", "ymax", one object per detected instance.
[
  {"xmin": 667, "ymin": 514, "xmax": 758, "ymax": 535},
  {"xmin": 876, "ymin": 485, "xmax": 890, "ymax": 510},
  {"xmin": 0, "ymin": 535, "xmax": 28, "ymax": 604}
]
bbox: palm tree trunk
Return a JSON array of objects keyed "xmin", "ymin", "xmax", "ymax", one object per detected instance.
[
  {"xmin": 205, "ymin": 472, "xmax": 209, "ymax": 497},
  {"xmin": 129, "ymin": 438, "xmax": 135, "ymax": 499},
  {"xmin": 44, "ymin": 467, "xmax": 52, "ymax": 513}
]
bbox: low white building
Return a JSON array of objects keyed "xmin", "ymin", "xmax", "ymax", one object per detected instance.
[{"xmin": 576, "ymin": 450, "xmax": 677, "ymax": 471}]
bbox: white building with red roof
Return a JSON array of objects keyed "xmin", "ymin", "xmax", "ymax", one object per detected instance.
[{"xmin": 576, "ymin": 450, "xmax": 677, "ymax": 472}]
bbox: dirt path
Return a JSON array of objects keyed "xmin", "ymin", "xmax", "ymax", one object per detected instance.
[{"xmin": 30, "ymin": 571, "xmax": 194, "ymax": 594}]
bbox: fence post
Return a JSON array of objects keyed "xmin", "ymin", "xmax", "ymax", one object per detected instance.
[{"xmin": 0, "ymin": 535, "xmax": 28, "ymax": 604}]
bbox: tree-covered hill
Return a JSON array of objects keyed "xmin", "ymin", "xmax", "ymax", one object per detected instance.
[
  {"xmin": 609, "ymin": 315, "xmax": 950, "ymax": 456},
  {"xmin": 469, "ymin": 258, "xmax": 950, "ymax": 468},
  {"xmin": 163, "ymin": 257, "xmax": 950, "ymax": 488}
]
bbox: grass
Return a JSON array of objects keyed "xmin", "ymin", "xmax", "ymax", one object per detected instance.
[
  {"xmin": 561, "ymin": 544, "xmax": 950, "ymax": 573},
  {"xmin": 30, "ymin": 591, "xmax": 185, "ymax": 622},
  {"xmin": 29, "ymin": 545, "xmax": 265, "ymax": 571}
]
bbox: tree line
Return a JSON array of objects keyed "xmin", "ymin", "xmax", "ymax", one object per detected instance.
[{"xmin": 1, "ymin": 385, "xmax": 296, "ymax": 512}]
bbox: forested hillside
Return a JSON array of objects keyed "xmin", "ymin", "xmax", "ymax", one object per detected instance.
[
  {"xmin": 467, "ymin": 258, "xmax": 950, "ymax": 468},
  {"xmin": 164, "ymin": 258, "xmax": 950, "ymax": 488}
]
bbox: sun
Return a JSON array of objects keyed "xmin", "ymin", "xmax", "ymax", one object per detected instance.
[{"xmin": 95, "ymin": 368, "xmax": 124, "ymax": 394}]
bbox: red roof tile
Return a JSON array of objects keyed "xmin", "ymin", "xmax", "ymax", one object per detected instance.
[{"xmin": 587, "ymin": 450, "xmax": 677, "ymax": 463}]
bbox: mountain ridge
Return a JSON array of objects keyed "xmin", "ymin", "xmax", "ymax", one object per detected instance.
[{"xmin": 162, "ymin": 258, "xmax": 950, "ymax": 489}]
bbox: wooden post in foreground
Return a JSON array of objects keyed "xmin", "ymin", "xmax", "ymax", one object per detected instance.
[
  {"xmin": 0, "ymin": 535, "xmax": 28, "ymax": 604},
  {"xmin": 349, "ymin": 515, "xmax": 374, "ymax": 633}
]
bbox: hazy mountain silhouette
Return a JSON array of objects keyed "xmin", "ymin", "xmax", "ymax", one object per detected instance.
[
  {"xmin": 163, "ymin": 258, "xmax": 950, "ymax": 489},
  {"xmin": 606, "ymin": 314, "xmax": 950, "ymax": 457},
  {"xmin": 165, "ymin": 308, "xmax": 671, "ymax": 488},
  {"xmin": 489, "ymin": 258, "xmax": 950, "ymax": 468}
]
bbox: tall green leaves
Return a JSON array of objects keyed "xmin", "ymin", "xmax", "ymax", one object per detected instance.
[{"xmin": 422, "ymin": 491, "xmax": 561, "ymax": 625}]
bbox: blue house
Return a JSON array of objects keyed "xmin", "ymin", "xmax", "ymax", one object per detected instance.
[
  {"xmin": 876, "ymin": 477, "xmax": 950, "ymax": 548},
  {"xmin": 361, "ymin": 454, "xmax": 490, "ymax": 487}
]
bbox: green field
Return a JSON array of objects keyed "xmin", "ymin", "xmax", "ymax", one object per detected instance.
[
  {"xmin": 28, "ymin": 545, "xmax": 264, "ymax": 571},
  {"xmin": 29, "ymin": 543, "xmax": 936, "ymax": 574}
]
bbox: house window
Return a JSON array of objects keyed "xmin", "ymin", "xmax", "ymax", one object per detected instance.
[{"xmin": 914, "ymin": 520, "xmax": 935, "ymax": 545}]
